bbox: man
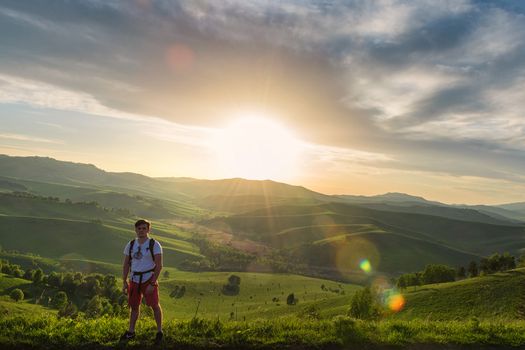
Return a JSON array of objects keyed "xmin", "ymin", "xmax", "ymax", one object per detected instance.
[{"xmin": 120, "ymin": 219, "xmax": 164, "ymax": 344}]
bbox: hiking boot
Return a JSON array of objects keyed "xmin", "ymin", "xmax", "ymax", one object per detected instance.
[
  {"xmin": 154, "ymin": 331, "xmax": 163, "ymax": 345},
  {"xmin": 119, "ymin": 331, "xmax": 135, "ymax": 342}
]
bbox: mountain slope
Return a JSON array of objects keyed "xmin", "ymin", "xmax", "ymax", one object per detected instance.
[
  {"xmin": 0, "ymin": 216, "xmax": 202, "ymax": 267},
  {"xmin": 204, "ymin": 202, "xmax": 525, "ymax": 275},
  {"xmin": 392, "ymin": 269, "xmax": 525, "ymax": 320}
]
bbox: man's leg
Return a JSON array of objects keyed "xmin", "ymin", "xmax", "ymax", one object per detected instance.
[
  {"xmin": 129, "ymin": 305, "xmax": 140, "ymax": 332},
  {"xmin": 152, "ymin": 304, "xmax": 163, "ymax": 332}
]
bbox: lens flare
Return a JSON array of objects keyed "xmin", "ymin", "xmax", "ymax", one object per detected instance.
[
  {"xmin": 165, "ymin": 44, "xmax": 195, "ymax": 73},
  {"xmin": 334, "ymin": 236, "xmax": 380, "ymax": 279},
  {"xmin": 384, "ymin": 291, "xmax": 405, "ymax": 312},
  {"xmin": 359, "ymin": 259, "xmax": 372, "ymax": 273}
]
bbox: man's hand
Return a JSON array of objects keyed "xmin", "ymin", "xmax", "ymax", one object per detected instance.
[
  {"xmin": 123, "ymin": 280, "xmax": 129, "ymax": 294},
  {"xmin": 145, "ymin": 280, "xmax": 157, "ymax": 295}
]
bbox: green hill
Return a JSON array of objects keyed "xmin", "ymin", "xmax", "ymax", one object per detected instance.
[
  {"xmin": 204, "ymin": 202, "xmax": 525, "ymax": 275},
  {"xmin": 0, "ymin": 176, "xmax": 204, "ymax": 219},
  {"xmin": 210, "ymin": 202, "xmax": 525, "ymax": 255},
  {"xmin": 0, "ymin": 216, "xmax": 203, "ymax": 268},
  {"xmin": 0, "ymin": 273, "xmax": 55, "ymax": 317},
  {"xmin": 392, "ymin": 269, "xmax": 525, "ymax": 320},
  {"xmin": 157, "ymin": 271, "xmax": 360, "ymax": 320},
  {"xmin": 0, "ymin": 192, "xmax": 117, "ymax": 221},
  {"xmin": 0, "ymin": 156, "xmax": 327, "ymax": 208}
]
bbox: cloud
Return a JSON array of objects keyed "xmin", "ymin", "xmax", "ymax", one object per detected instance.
[
  {"xmin": 0, "ymin": 132, "xmax": 64, "ymax": 144},
  {"xmin": 1, "ymin": 0, "xmax": 525, "ymax": 190},
  {"xmin": 0, "ymin": 74, "xmax": 150, "ymax": 122}
]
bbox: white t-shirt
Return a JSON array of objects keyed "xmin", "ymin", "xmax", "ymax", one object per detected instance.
[{"xmin": 124, "ymin": 238, "xmax": 162, "ymax": 283}]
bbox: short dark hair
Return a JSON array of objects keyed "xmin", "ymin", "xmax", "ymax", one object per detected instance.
[{"xmin": 134, "ymin": 219, "xmax": 151, "ymax": 228}]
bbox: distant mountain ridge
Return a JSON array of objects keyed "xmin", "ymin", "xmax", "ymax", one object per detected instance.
[
  {"xmin": 1, "ymin": 154, "xmax": 524, "ymax": 224},
  {"xmin": 2, "ymin": 154, "xmax": 525, "ymax": 279},
  {"xmin": 337, "ymin": 192, "xmax": 444, "ymax": 206}
]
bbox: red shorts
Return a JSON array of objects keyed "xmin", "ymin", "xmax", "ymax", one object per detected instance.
[{"xmin": 128, "ymin": 279, "xmax": 159, "ymax": 308}]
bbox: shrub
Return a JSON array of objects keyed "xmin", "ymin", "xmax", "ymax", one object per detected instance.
[
  {"xmin": 170, "ymin": 285, "xmax": 186, "ymax": 298},
  {"xmin": 23, "ymin": 269, "xmax": 35, "ymax": 281},
  {"xmin": 422, "ymin": 264, "xmax": 456, "ymax": 284},
  {"xmin": 10, "ymin": 288, "xmax": 24, "ymax": 302},
  {"xmin": 32, "ymin": 269, "xmax": 44, "ymax": 284},
  {"xmin": 299, "ymin": 304, "xmax": 321, "ymax": 320},
  {"xmin": 58, "ymin": 302, "xmax": 78, "ymax": 319},
  {"xmin": 52, "ymin": 291, "xmax": 68, "ymax": 309},
  {"xmin": 333, "ymin": 315, "xmax": 366, "ymax": 344},
  {"xmin": 348, "ymin": 287, "xmax": 381, "ymax": 320},
  {"xmin": 222, "ymin": 275, "xmax": 241, "ymax": 296},
  {"xmin": 228, "ymin": 275, "xmax": 241, "ymax": 286},
  {"xmin": 286, "ymin": 293, "xmax": 298, "ymax": 305}
]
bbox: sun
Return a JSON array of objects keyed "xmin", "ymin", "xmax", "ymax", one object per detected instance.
[{"xmin": 212, "ymin": 115, "xmax": 303, "ymax": 181}]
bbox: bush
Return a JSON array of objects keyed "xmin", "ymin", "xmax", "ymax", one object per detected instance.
[
  {"xmin": 32, "ymin": 269, "xmax": 44, "ymax": 284},
  {"xmin": 298, "ymin": 304, "xmax": 321, "ymax": 320},
  {"xmin": 333, "ymin": 315, "xmax": 366, "ymax": 344},
  {"xmin": 286, "ymin": 293, "xmax": 298, "ymax": 305},
  {"xmin": 228, "ymin": 275, "xmax": 241, "ymax": 286},
  {"xmin": 52, "ymin": 291, "xmax": 68, "ymax": 309},
  {"xmin": 222, "ymin": 284, "xmax": 240, "ymax": 296},
  {"xmin": 222, "ymin": 275, "xmax": 241, "ymax": 296},
  {"xmin": 170, "ymin": 285, "xmax": 186, "ymax": 298},
  {"xmin": 10, "ymin": 288, "xmax": 24, "ymax": 302},
  {"xmin": 58, "ymin": 302, "xmax": 78, "ymax": 319},
  {"xmin": 348, "ymin": 287, "xmax": 381, "ymax": 320}
]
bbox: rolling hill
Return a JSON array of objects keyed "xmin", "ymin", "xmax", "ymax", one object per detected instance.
[
  {"xmin": 203, "ymin": 202, "xmax": 525, "ymax": 275},
  {"xmin": 391, "ymin": 269, "xmax": 525, "ymax": 320},
  {"xmin": 2, "ymin": 154, "xmax": 525, "ymax": 279}
]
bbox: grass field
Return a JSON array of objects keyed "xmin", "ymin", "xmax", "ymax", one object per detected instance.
[
  {"xmin": 0, "ymin": 273, "xmax": 55, "ymax": 317},
  {"xmin": 157, "ymin": 271, "xmax": 359, "ymax": 320},
  {"xmin": 392, "ymin": 269, "xmax": 525, "ymax": 321},
  {"xmin": 3, "ymin": 315, "xmax": 525, "ymax": 349},
  {"xmin": 0, "ymin": 216, "xmax": 203, "ymax": 268}
]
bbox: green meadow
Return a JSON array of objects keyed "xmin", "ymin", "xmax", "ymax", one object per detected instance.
[{"xmin": 2, "ymin": 156, "xmax": 525, "ymax": 348}]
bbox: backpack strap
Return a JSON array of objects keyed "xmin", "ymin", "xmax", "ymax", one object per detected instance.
[
  {"xmin": 148, "ymin": 238, "xmax": 156, "ymax": 261},
  {"xmin": 128, "ymin": 239, "xmax": 135, "ymax": 266}
]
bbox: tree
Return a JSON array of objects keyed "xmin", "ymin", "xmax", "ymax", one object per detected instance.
[
  {"xmin": 222, "ymin": 275, "xmax": 241, "ymax": 296},
  {"xmin": 228, "ymin": 274, "xmax": 241, "ymax": 286},
  {"xmin": 348, "ymin": 287, "xmax": 380, "ymax": 320},
  {"xmin": 33, "ymin": 268, "xmax": 44, "ymax": 284},
  {"xmin": 10, "ymin": 288, "xmax": 24, "ymax": 302},
  {"xmin": 396, "ymin": 275, "xmax": 407, "ymax": 289},
  {"xmin": 479, "ymin": 253, "xmax": 516, "ymax": 274},
  {"xmin": 468, "ymin": 261, "xmax": 478, "ymax": 277},
  {"xmin": 52, "ymin": 291, "xmax": 68, "ymax": 309},
  {"xmin": 62, "ymin": 272, "xmax": 79, "ymax": 295},
  {"xmin": 47, "ymin": 272, "xmax": 63, "ymax": 288},
  {"xmin": 12, "ymin": 266, "xmax": 23, "ymax": 278},
  {"xmin": 421, "ymin": 264, "xmax": 456, "ymax": 284},
  {"xmin": 23, "ymin": 269, "xmax": 34, "ymax": 281}
]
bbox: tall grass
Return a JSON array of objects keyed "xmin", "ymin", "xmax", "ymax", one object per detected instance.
[{"xmin": 2, "ymin": 315, "xmax": 525, "ymax": 348}]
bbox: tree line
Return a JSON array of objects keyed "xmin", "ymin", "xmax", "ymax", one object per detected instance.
[
  {"xmin": 1, "ymin": 258, "xmax": 127, "ymax": 318},
  {"xmin": 396, "ymin": 252, "xmax": 521, "ymax": 289}
]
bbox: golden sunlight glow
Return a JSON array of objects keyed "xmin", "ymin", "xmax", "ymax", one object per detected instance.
[{"xmin": 212, "ymin": 114, "xmax": 303, "ymax": 181}]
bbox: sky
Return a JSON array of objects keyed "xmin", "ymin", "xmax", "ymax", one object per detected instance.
[{"xmin": 1, "ymin": 0, "xmax": 525, "ymax": 205}]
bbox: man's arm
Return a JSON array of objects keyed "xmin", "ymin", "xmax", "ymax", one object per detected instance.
[
  {"xmin": 122, "ymin": 254, "xmax": 130, "ymax": 293},
  {"xmin": 151, "ymin": 254, "xmax": 163, "ymax": 285}
]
